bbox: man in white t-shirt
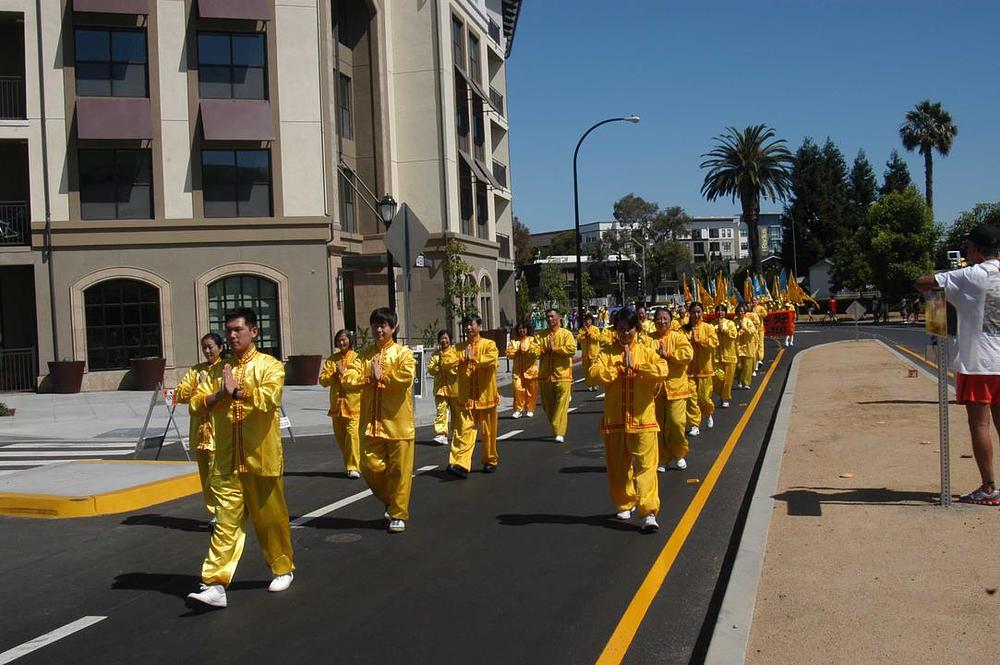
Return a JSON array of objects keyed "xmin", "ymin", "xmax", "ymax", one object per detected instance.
[{"xmin": 917, "ymin": 224, "xmax": 1000, "ymax": 505}]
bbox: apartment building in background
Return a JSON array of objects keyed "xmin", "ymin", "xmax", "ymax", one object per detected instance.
[{"xmin": 0, "ymin": 0, "xmax": 520, "ymax": 391}]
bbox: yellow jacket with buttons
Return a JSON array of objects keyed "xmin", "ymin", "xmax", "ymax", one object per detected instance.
[
  {"xmin": 427, "ymin": 346, "xmax": 460, "ymax": 399},
  {"xmin": 735, "ymin": 317, "xmax": 758, "ymax": 357},
  {"xmin": 535, "ymin": 327, "xmax": 577, "ymax": 382},
  {"xmin": 175, "ymin": 359, "xmax": 220, "ymax": 451},
  {"xmin": 344, "ymin": 340, "xmax": 416, "ymax": 441},
  {"xmin": 714, "ymin": 318, "xmax": 739, "ymax": 364},
  {"xmin": 588, "ymin": 337, "xmax": 670, "ymax": 434},
  {"xmin": 453, "ymin": 337, "xmax": 500, "ymax": 410},
  {"xmin": 686, "ymin": 321, "xmax": 719, "ymax": 378},
  {"xmin": 318, "ymin": 349, "xmax": 362, "ymax": 419},
  {"xmin": 506, "ymin": 337, "xmax": 540, "ymax": 380},
  {"xmin": 577, "ymin": 324, "xmax": 605, "ymax": 362},
  {"xmin": 645, "ymin": 330, "xmax": 694, "ymax": 399}
]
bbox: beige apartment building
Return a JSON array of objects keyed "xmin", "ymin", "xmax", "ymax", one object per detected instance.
[{"xmin": 0, "ymin": 0, "xmax": 519, "ymax": 391}]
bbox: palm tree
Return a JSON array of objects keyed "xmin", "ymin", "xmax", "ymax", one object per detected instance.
[
  {"xmin": 701, "ymin": 124, "xmax": 793, "ymax": 274},
  {"xmin": 899, "ymin": 100, "xmax": 958, "ymax": 216}
]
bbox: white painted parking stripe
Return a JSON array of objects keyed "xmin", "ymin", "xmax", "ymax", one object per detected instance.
[
  {"xmin": 0, "ymin": 450, "xmax": 134, "ymax": 458},
  {"xmin": 573, "ymin": 378, "xmax": 585, "ymax": 383},
  {"xmin": 291, "ymin": 465, "xmax": 437, "ymax": 528},
  {"xmin": 1, "ymin": 442, "xmax": 139, "ymax": 450},
  {"xmin": 496, "ymin": 429, "xmax": 523, "ymax": 440},
  {"xmin": 567, "ymin": 407, "xmax": 578, "ymax": 413},
  {"xmin": 595, "ymin": 392, "xmax": 605, "ymax": 399},
  {"xmin": 0, "ymin": 616, "xmax": 107, "ymax": 664}
]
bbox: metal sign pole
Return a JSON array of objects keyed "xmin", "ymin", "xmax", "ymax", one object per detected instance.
[{"xmin": 937, "ymin": 338, "xmax": 951, "ymax": 506}]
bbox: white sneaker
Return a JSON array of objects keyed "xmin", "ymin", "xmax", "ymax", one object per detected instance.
[
  {"xmin": 554, "ymin": 435, "xmax": 564, "ymax": 444},
  {"xmin": 388, "ymin": 519, "xmax": 406, "ymax": 533},
  {"xmin": 346, "ymin": 470, "xmax": 361, "ymax": 479},
  {"xmin": 383, "ymin": 509, "xmax": 390, "ymax": 521},
  {"xmin": 187, "ymin": 583, "xmax": 227, "ymax": 608},
  {"xmin": 688, "ymin": 426, "xmax": 700, "ymax": 437},
  {"xmin": 207, "ymin": 516, "xmax": 218, "ymax": 527},
  {"xmin": 511, "ymin": 411, "xmax": 522, "ymax": 419},
  {"xmin": 667, "ymin": 458, "xmax": 687, "ymax": 470},
  {"xmin": 657, "ymin": 465, "xmax": 666, "ymax": 473},
  {"xmin": 706, "ymin": 416, "xmax": 714, "ymax": 429},
  {"xmin": 268, "ymin": 573, "xmax": 293, "ymax": 593},
  {"xmin": 526, "ymin": 411, "xmax": 534, "ymax": 417},
  {"xmin": 721, "ymin": 401, "xmax": 730, "ymax": 408},
  {"xmin": 433, "ymin": 434, "xmax": 449, "ymax": 445},
  {"xmin": 642, "ymin": 514, "xmax": 659, "ymax": 531},
  {"xmin": 752, "ymin": 371, "xmax": 758, "ymax": 377},
  {"xmin": 615, "ymin": 507, "xmax": 635, "ymax": 520}
]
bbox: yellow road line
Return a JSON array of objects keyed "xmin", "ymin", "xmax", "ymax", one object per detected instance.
[
  {"xmin": 596, "ymin": 349, "xmax": 786, "ymax": 665},
  {"xmin": 893, "ymin": 342, "xmax": 954, "ymax": 378}
]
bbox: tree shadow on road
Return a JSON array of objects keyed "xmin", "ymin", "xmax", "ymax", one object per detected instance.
[
  {"xmin": 120, "ymin": 514, "xmax": 209, "ymax": 532},
  {"xmin": 772, "ymin": 487, "xmax": 938, "ymax": 516},
  {"xmin": 496, "ymin": 513, "xmax": 641, "ymax": 532}
]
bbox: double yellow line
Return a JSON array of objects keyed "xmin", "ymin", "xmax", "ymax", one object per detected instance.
[{"xmin": 596, "ymin": 349, "xmax": 786, "ymax": 664}]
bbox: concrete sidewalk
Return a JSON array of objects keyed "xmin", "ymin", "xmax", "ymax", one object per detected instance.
[{"xmin": 712, "ymin": 340, "xmax": 995, "ymax": 663}]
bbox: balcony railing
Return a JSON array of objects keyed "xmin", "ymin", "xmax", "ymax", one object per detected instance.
[
  {"xmin": 492, "ymin": 161, "xmax": 507, "ymax": 188},
  {"xmin": 0, "ymin": 347, "xmax": 36, "ymax": 392},
  {"xmin": 0, "ymin": 77, "xmax": 26, "ymax": 120},
  {"xmin": 489, "ymin": 86, "xmax": 504, "ymax": 117},
  {"xmin": 497, "ymin": 233, "xmax": 511, "ymax": 260},
  {"xmin": 0, "ymin": 202, "xmax": 29, "ymax": 246}
]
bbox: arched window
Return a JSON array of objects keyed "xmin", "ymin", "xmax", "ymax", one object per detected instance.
[
  {"xmin": 479, "ymin": 275, "xmax": 493, "ymax": 330},
  {"xmin": 462, "ymin": 274, "xmax": 477, "ymax": 318},
  {"xmin": 84, "ymin": 278, "xmax": 162, "ymax": 370},
  {"xmin": 208, "ymin": 274, "xmax": 282, "ymax": 359}
]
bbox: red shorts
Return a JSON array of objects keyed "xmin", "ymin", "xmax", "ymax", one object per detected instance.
[{"xmin": 956, "ymin": 373, "xmax": 1000, "ymax": 405}]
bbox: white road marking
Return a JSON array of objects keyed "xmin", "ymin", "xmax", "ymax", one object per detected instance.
[
  {"xmin": 0, "ymin": 470, "xmax": 17, "ymax": 476},
  {"xmin": 567, "ymin": 407, "xmax": 578, "ymax": 413},
  {"xmin": 0, "ymin": 450, "xmax": 134, "ymax": 458},
  {"xmin": 0, "ymin": 616, "xmax": 107, "ymax": 664},
  {"xmin": 496, "ymin": 429, "xmax": 523, "ymax": 440},
  {"xmin": 595, "ymin": 392, "xmax": 605, "ymax": 399},
  {"xmin": 0, "ymin": 460, "xmax": 62, "ymax": 467},
  {"xmin": 573, "ymin": 378, "xmax": 585, "ymax": 383},
  {"xmin": 291, "ymin": 465, "xmax": 437, "ymax": 528},
  {"xmin": 1, "ymin": 442, "xmax": 139, "ymax": 450}
]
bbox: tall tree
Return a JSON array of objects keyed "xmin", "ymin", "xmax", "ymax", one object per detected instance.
[
  {"xmin": 436, "ymin": 240, "xmax": 479, "ymax": 331},
  {"xmin": 701, "ymin": 124, "xmax": 793, "ymax": 274},
  {"xmin": 512, "ymin": 216, "xmax": 534, "ymax": 266},
  {"xmin": 847, "ymin": 149, "xmax": 878, "ymax": 216},
  {"xmin": 538, "ymin": 263, "xmax": 570, "ymax": 312},
  {"xmin": 899, "ymin": 99, "xmax": 958, "ymax": 215},
  {"xmin": 936, "ymin": 202, "xmax": 1000, "ymax": 267},
  {"xmin": 880, "ymin": 150, "xmax": 912, "ymax": 196},
  {"xmin": 540, "ymin": 230, "xmax": 576, "ymax": 257},
  {"xmin": 831, "ymin": 150, "xmax": 878, "ymax": 290},
  {"xmin": 865, "ymin": 186, "xmax": 936, "ymax": 304}
]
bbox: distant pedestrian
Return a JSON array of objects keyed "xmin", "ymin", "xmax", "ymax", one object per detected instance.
[
  {"xmin": 426, "ymin": 330, "xmax": 459, "ymax": 446},
  {"xmin": 916, "ymin": 224, "xmax": 1000, "ymax": 505},
  {"xmin": 318, "ymin": 329, "xmax": 362, "ymax": 478}
]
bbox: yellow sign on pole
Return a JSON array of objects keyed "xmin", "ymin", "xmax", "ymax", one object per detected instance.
[{"xmin": 924, "ymin": 288, "xmax": 947, "ymax": 338}]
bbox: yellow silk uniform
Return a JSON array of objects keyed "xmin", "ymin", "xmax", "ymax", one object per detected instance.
[
  {"xmin": 713, "ymin": 318, "xmax": 739, "ymax": 400},
  {"xmin": 688, "ymin": 321, "xmax": 720, "ymax": 421},
  {"xmin": 736, "ymin": 317, "xmax": 758, "ymax": 386},
  {"xmin": 427, "ymin": 347, "xmax": 460, "ymax": 438},
  {"xmin": 640, "ymin": 319, "xmax": 656, "ymax": 336},
  {"xmin": 753, "ymin": 304, "xmax": 769, "ymax": 363},
  {"xmin": 648, "ymin": 331, "xmax": 694, "ymax": 465},
  {"xmin": 577, "ymin": 324, "xmax": 605, "ymax": 388},
  {"xmin": 174, "ymin": 358, "xmax": 220, "ymax": 517},
  {"xmin": 536, "ymin": 327, "xmax": 577, "ymax": 437},
  {"xmin": 588, "ymin": 338, "xmax": 670, "ymax": 517},
  {"xmin": 318, "ymin": 349, "xmax": 362, "ymax": 473},
  {"xmin": 506, "ymin": 337, "xmax": 539, "ymax": 414},
  {"xmin": 191, "ymin": 347, "xmax": 293, "ymax": 588},
  {"xmin": 345, "ymin": 340, "xmax": 416, "ymax": 520},
  {"xmin": 746, "ymin": 310, "xmax": 762, "ymax": 365},
  {"xmin": 449, "ymin": 338, "xmax": 500, "ymax": 470}
]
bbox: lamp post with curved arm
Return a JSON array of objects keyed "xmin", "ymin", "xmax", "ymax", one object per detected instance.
[{"xmin": 573, "ymin": 115, "xmax": 640, "ymax": 318}]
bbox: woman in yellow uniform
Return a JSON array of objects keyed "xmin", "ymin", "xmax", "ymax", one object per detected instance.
[
  {"xmin": 173, "ymin": 332, "xmax": 223, "ymax": 522},
  {"xmin": 536, "ymin": 309, "xmax": 577, "ymax": 443},
  {"xmin": 713, "ymin": 303, "xmax": 738, "ymax": 408},
  {"xmin": 753, "ymin": 298, "xmax": 769, "ymax": 371},
  {"xmin": 685, "ymin": 302, "xmax": 719, "ymax": 430},
  {"xmin": 578, "ymin": 313, "xmax": 604, "ymax": 392},
  {"xmin": 588, "ymin": 307, "xmax": 670, "ymax": 532},
  {"xmin": 318, "ymin": 329, "xmax": 363, "ymax": 479},
  {"xmin": 649, "ymin": 308, "xmax": 694, "ymax": 471},
  {"xmin": 735, "ymin": 304, "xmax": 758, "ymax": 389},
  {"xmin": 426, "ymin": 330, "xmax": 459, "ymax": 445},
  {"xmin": 506, "ymin": 322, "xmax": 539, "ymax": 418}
]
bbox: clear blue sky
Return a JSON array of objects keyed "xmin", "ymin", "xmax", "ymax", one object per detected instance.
[{"xmin": 505, "ymin": 0, "xmax": 999, "ymax": 234}]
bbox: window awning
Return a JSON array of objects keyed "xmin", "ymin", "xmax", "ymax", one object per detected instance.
[
  {"xmin": 198, "ymin": 0, "xmax": 272, "ymax": 21},
  {"xmin": 73, "ymin": 0, "xmax": 150, "ymax": 14},
  {"xmin": 200, "ymin": 100, "xmax": 274, "ymax": 141},
  {"xmin": 455, "ymin": 66, "xmax": 491, "ymax": 106},
  {"xmin": 458, "ymin": 149, "xmax": 502, "ymax": 190},
  {"xmin": 76, "ymin": 98, "xmax": 153, "ymax": 140}
]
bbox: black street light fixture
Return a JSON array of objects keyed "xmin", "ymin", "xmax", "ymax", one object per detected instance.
[
  {"xmin": 378, "ymin": 194, "xmax": 399, "ymax": 310},
  {"xmin": 573, "ymin": 115, "xmax": 640, "ymax": 318}
]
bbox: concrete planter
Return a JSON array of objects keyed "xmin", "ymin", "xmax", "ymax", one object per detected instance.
[
  {"xmin": 47, "ymin": 360, "xmax": 86, "ymax": 394},
  {"xmin": 285, "ymin": 354, "xmax": 322, "ymax": 386},
  {"xmin": 130, "ymin": 357, "xmax": 166, "ymax": 391}
]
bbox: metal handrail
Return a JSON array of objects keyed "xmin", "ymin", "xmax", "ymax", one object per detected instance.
[
  {"xmin": 0, "ymin": 76, "xmax": 26, "ymax": 120},
  {"xmin": 0, "ymin": 202, "xmax": 29, "ymax": 246}
]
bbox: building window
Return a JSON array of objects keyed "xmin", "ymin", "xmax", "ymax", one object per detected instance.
[
  {"xmin": 468, "ymin": 33, "xmax": 480, "ymax": 84},
  {"xmin": 84, "ymin": 278, "xmax": 161, "ymax": 370},
  {"xmin": 691, "ymin": 229, "xmax": 702, "ymax": 240},
  {"xmin": 79, "ymin": 149, "xmax": 153, "ymax": 220},
  {"xmin": 202, "ymin": 149, "xmax": 272, "ymax": 218},
  {"xmin": 475, "ymin": 181, "xmax": 488, "ymax": 239},
  {"xmin": 451, "ymin": 16, "xmax": 465, "ymax": 71},
  {"xmin": 208, "ymin": 274, "xmax": 282, "ymax": 359},
  {"xmin": 197, "ymin": 32, "xmax": 267, "ymax": 100},
  {"xmin": 710, "ymin": 241, "xmax": 720, "ymax": 253},
  {"xmin": 339, "ymin": 170, "xmax": 356, "ymax": 233},
  {"xmin": 479, "ymin": 275, "xmax": 493, "ymax": 329},
  {"xmin": 75, "ymin": 28, "xmax": 148, "ymax": 97},
  {"xmin": 455, "ymin": 79, "xmax": 470, "ymax": 153},
  {"xmin": 472, "ymin": 98, "xmax": 485, "ymax": 161},
  {"xmin": 709, "ymin": 228, "xmax": 719, "ymax": 239},
  {"xmin": 337, "ymin": 73, "xmax": 353, "ymax": 140},
  {"xmin": 459, "ymin": 162, "xmax": 473, "ymax": 236},
  {"xmin": 693, "ymin": 241, "xmax": 705, "ymax": 255}
]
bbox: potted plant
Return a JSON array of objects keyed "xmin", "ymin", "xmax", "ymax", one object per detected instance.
[
  {"xmin": 130, "ymin": 356, "xmax": 166, "ymax": 391},
  {"xmin": 285, "ymin": 354, "xmax": 323, "ymax": 385},
  {"xmin": 47, "ymin": 360, "xmax": 86, "ymax": 394},
  {"xmin": 0, "ymin": 402, "xmax": 15, "ymax": 417}
]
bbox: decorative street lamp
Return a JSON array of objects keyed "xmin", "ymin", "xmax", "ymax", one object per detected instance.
[
  {"xmin": 378, "ymin": 194, "xmax": 398, "ymax": 310},
  {"xmin": 573, "ymin": 115, "xmax": 640, "ymax": 317}
]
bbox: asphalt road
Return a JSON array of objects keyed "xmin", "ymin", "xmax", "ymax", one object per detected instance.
[{"xmin": 0, "ymin": 322, "xmax": 936, "ymax": 665}]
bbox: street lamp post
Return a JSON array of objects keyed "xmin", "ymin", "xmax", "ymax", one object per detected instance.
[
  {"xmin": 378, "ymin": 194, "xmax": 399, "ymax": 311},
  {"xmin": 573, "ymin": 114, "xmax": 640, "ymax": 318}
]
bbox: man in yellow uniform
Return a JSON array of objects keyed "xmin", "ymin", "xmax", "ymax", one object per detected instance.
[
  {"xmin": 447, "ymin": 314, "xmax": 500, "ymax": 476},
  {"xmin": 686, "ymin": 302, "xmax": 719, "ymax": 430},
  {"xmin": 735, "ymin": 304, "xmax": 758, "ymax": 388},
  {"xmin": 173, "ymin": 332, "xmax": 223, "ymax": 522},
  {"xmin": 649, "ymin": 308, "xmax": 694, "ymax": 471},
  {"xmin": 507, "ymin": 322, "xmax": 539, "ymax": 418},
  {"xmin": 752, "ymin": 297, "xmax": 769, "ymax": 372},
  {"xmin": 536, "ymin": 308, "xmax": 577, "ymax": 443},
  {"xmin": 426, "ymin": 330, "xmax": 459, "ymax": 445},
  {"xmin": 345, "ymin": 307, "xmax": 416, "ymax": 534},
  {"xmin": 318, "ymin": 329, "xmax": 362, "ymax": 478},
  {"xmin": 578, "ymin": 313, "xmax": 604, "ymax": 392},
  {"xmin": 186, "ymin": 308, "xmax": 293, "ymax": 609},
  {"xmin": 588, "ymin": 307, "xmax": 670, "ymax": 532},
  {"xmin": 637, "ymin": 306, "xmax": 657, "ymax": 336},
  {"xmin": 713, "ymin": 303, "xmax": 738, "ymax": 408}
]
